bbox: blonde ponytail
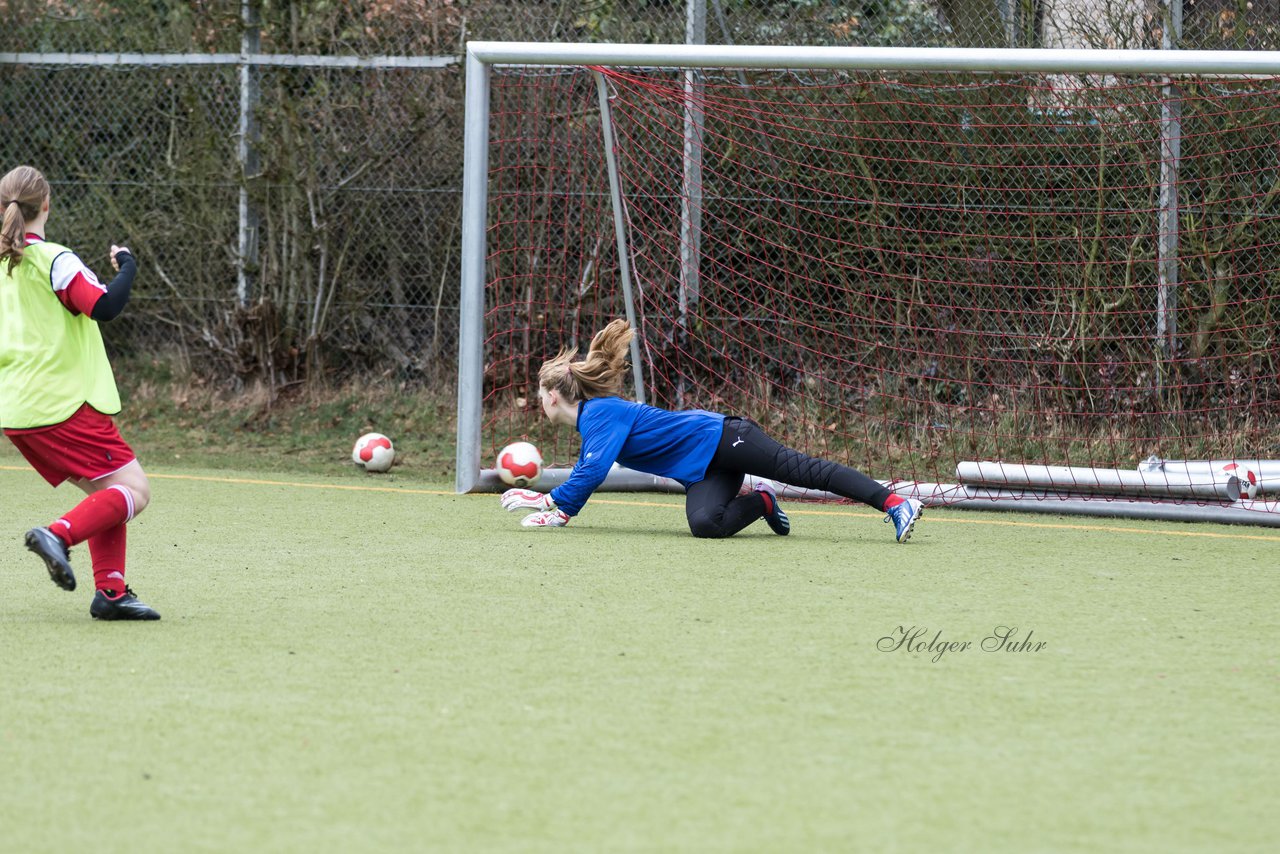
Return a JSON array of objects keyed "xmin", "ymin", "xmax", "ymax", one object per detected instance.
[
  {"xmin": 0, "ymin": 166, "xmax": 50, "ymax": 275},
  {"xmin": 538, "ymin": 318, "xmax": 635, "ymax": 401}
]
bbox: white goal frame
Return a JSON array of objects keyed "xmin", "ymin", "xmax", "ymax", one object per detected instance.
[{"xmin": 456, "ymin": 42, "xmax": 1280, "ymax": 527}]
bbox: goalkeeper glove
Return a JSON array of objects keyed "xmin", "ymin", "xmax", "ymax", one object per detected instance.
[
  {"xmin": 501, "ymin": 488, "xmax": 556, "ymax": 512},
  {"xmin": 521, "ymin": 509, "xmax": 570, "ymax": 528}
]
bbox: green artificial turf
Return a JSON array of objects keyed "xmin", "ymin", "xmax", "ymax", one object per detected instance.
[{"xmin": 1, "ymin": 458, "xmax": 1277, "ymax": 852}]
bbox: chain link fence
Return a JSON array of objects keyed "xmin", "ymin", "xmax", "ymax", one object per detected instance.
[{"xmin": 2, "ymin": 0, "xmax": 1277, "ymax": 391}]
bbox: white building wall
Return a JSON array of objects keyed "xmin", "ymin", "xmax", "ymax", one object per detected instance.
[{"xmin": 1041, "ymin": 0, "xmax": 1160, "ymax": 49}]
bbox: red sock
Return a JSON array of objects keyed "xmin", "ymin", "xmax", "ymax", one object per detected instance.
[
  {"xmin": 883, "ymin": 494, "xmax": 904, "ymax": 511},
  {"xmin": 52, "ymin": 485, "xmax": 133, "ymax": 547},
  {"xmin": 89, "ymin": 523, "xmax": 128, "ymax": 594},
  {"xmin": 759, "ymin": 491, "xmax": 775, "ymax": 514}
]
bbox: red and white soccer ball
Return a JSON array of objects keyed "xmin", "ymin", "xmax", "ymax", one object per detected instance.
[
  {"xmin": 496, "ymin": 441, "xmax": 543, "ymax": 487},
  {"xmin": 1221, "ymin": 462, "xmax": 1260, "ymax": 500},
  {"xmin": 352, "ymin": 432, "xmax": 395, "ymax": 473}
]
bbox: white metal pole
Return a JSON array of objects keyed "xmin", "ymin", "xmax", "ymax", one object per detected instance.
[
  {"xmin": 466, "ymin": 43, "xmax": 1280, "ymax": 74},
  {"xmin": 955, "ymin": 460, "xmax": 1240, "ymax": 501}
]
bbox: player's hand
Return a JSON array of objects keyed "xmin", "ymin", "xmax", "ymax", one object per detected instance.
[
  {"xmin": 520, "ymin": 509, "xmax": 569, "ymax": 528},
  {"xmin": 110, "ymin": 244, "xmax": 131, "ymax": 271},
  {"xmin": 501, "ymin": 488, "xmax": 555, "ymax": 512}
]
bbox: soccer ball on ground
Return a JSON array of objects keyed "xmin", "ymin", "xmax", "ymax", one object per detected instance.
[
  {"xmin": 496, "ymin": 441, "xmax": 543, "ymax": 487},
  {"xmin": 352, "ymin": 432, "xmax": 395, "ymax": 473},
  {"xmin": 1221, "ymin": 462, "xmax": 1259, "ymax": 500}
]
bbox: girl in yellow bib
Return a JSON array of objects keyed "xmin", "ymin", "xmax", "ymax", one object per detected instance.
[{"xmin": 0, "ymin": 165, "xmax": 158, "ymax": 620}]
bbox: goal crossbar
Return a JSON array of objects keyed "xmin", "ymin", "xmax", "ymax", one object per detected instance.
[{"xmin": 466, "ymin": 42, "xmax": 1280, "ymax": 75}]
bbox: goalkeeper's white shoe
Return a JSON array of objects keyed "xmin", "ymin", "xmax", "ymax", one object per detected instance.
[{"xmin": 884, "ymin": 498, "xmax": 923, "ymax": 543}]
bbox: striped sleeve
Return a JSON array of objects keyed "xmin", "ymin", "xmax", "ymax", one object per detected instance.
[{"xmin": 50, "ymin": 251, "xmax": 107, "ymax": 316}]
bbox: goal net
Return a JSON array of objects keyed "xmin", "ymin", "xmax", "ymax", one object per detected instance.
[{"xmin": 458, "ymin": 45, "xmax": 1280, "ymax": 526}]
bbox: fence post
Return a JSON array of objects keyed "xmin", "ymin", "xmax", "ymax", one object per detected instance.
[
  {"xmin": 681, "ymin": 0, "xmax": 707, "ymax": 317},
  {"xmin": 679, "ymin": 0, "xmax": 707, "ymax": 403},
  {"xmin": 1156, "ymin": 0, "xmax": 1183, "ymax": 389},
  {"xmin": 237, "ymin": 0, "xmax": 261, "ymax": 307}
]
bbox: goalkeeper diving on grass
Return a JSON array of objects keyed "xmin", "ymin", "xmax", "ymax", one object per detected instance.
[{"xmin": 500, "ymin": 319, "xmax": 924, "ymax": 542}]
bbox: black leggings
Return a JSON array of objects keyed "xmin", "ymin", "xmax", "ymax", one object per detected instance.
[{"xmin": 684, "ymin": 417, "xmax": 892, "ymax": 539}]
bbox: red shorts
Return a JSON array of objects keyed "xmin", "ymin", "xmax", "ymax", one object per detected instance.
[{"xmin": 4, "ymin": 404, "xmax": 137, "ymax": 487}]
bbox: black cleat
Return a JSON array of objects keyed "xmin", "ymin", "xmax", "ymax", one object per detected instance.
[
  {"xmin": 754, "ymin": 481, "xmax": 791, "ymax": 536},
  {"xmin": 90, "ymin": 587, "xmax": 161, "ymax": 621},
  {"xmin": 25, "ymin": 527, "xmax": 76, "ymax": 591}
]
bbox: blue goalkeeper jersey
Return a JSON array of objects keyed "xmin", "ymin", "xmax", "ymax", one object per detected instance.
[{"xmin": 549, "ymin": 397, "xmax": 725, "ymax": 516}]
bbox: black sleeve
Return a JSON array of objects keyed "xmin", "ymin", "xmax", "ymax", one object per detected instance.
[{"xmin": 90, "ymin": 251, "xmax": 136, "ymax": 321}]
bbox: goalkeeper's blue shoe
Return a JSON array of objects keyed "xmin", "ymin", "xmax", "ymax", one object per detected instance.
[
  {"xmin": 884, "ymin": 497, "xmax": 923, "ymax": 543},
  {"xmin": 754, "ymin": 481, "xmax": 790, "ymax": 536}
]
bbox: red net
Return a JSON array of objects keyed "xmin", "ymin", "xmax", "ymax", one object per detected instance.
[{"xmin": 482, "ymin": 65, "xmax": 1280, "ymax": 508}]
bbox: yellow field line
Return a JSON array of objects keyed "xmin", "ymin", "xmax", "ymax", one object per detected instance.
[
  {"xmin": 917, "ymin": 513, "xmax": 1280, "ymax": 542},
  {"xmin": 4, "ymin": 464, "xmax": 1279, "ymax": 542},
  {"xmin": 148, "ymin": 471, "xmax": 454, "ymax": 495},
  {"xmin": 691, "ymin": 501, "xmax": 1280, "ymax": 542}
]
